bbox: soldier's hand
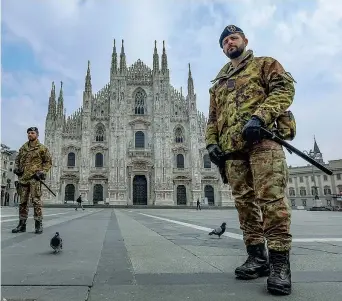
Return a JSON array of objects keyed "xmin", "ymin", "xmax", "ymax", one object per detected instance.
[
  {"xmin": 206, "ymin": 144, "xmax": 225, "ymax": 166},
  {"xmin": 35, "ymin": 171, "xmax": 46, "ymax": 180},
  {"xmin": 242, "ymin": 116, "xmax": 264, "ymax": 143}
]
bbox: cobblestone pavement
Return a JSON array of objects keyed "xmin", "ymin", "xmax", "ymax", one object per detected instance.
[{"xmin": 2, "ymin": 207, "xmax": 342, "ymax": 300}]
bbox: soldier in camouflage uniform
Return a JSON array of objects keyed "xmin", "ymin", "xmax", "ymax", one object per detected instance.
[
  {"xmin": 12, "ymin": 127, "xmax": 52, "ymax": 234},
  {"xmin": 205, "ymin": 25, "xmax": 296, "ymax": 296}
]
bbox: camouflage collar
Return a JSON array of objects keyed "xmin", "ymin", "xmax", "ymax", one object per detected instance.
[
  {"xmin": 211, "ymin": 49, "xmax": 254, "ymax": 84},
  {"xmin": 23, "ymin": 139, "xmax": 41, "ymax": 150}
]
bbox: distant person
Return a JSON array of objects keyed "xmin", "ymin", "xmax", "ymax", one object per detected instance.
[
  {"xmin": 205, "ymin": 25, "xmax": 296, "ymax": 295},
  {"xmin": 75, "ymin": 194, "xmax": 85, "ymax": 211},
  {"xmin": 196, "ymin": 199, "xmax": 201, "ymax": 210}
]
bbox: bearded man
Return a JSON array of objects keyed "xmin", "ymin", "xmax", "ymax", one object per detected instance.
[{"xmin": 205, "ymin": 25, "xmax": 296, "ymax": 296}]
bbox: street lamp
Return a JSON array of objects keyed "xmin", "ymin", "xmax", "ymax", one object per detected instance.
[{"xmin": 303, "ymin": 149, "xmax": 319, "ymax": 200}]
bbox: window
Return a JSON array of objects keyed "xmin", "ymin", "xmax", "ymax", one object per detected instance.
[
  {"xmin": 67, "ymin": 152, "xmax": 76, "ymax": 167},
  {"xmin": 135, "ymin": 131, "xmax": 145, "ymax": 148},
  {"xmin": 203, "ymin": 154, "xmax": 211, "ymax": 168},
  {"xmin": 324, "ymin": 186, "xmax": 331, "ymax": 195},
  {"xmin": 337, "ymin": 185, "xmax": 342, "ymax": 193},
  {"xmin": 289, "ymin": 188, "xmax": 295, "ymax": 196},
  {"xmin": 299, "ymin": 187, "xmax": 306, "ymax": 196},
  {"xmin": 176, "ymin": 154, "xmax": 184, "ymax": 168},
  {"xmin": 95, "ymin": 153, "xmax": 103, "ymax": 167},
  {"xmin": 175, "ymin": 127, "xmax": 184, "ymax": 143},
  {"xmin": 95, "ymin": 124, "xmax": 105, "ymax": 142},
  {"xmin": 134, "ymin": 89, "xmax": 146, "ymax": 115}
]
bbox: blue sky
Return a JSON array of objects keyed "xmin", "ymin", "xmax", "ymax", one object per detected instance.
[{"xmin": 1, "ymin": 0, "xmax": 342, "ymax": 167}]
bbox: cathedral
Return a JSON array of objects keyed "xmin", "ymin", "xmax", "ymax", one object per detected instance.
[{"xmin": 43, "ymin": 39, "xmax": 234, "ymax": 207}]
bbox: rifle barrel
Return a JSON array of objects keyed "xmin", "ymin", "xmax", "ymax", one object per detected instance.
[
  {"xmin": 40, "ymin": 179, "xmax": 57, "ymax": 197},
  {"xmin": 261, "ymin": 128, "xmax": 333, "ymax": 176}
]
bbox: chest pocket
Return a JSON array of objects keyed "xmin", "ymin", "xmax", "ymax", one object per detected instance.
[{"xmin": 27, "ymin": 149, "xmax": 40, "ymax": 162}]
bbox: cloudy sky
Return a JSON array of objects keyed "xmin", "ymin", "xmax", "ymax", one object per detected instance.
[{"xmin": 2, "ymin": 0, "xmax": 341, "ymax": 167}]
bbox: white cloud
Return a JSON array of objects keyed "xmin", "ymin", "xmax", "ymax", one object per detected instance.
[{"xmin": 1, "ymin": 0, "xmax": 342, "ymax": 167}]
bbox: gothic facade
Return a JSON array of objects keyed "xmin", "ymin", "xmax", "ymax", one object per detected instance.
[{"xmin": 43, "ymin": 39, "xmax": 234, "ymax": 206}]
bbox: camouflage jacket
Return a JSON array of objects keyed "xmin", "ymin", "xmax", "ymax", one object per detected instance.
[
  {"xmin": 15, "ymin": 139, "xmax": 52, "ymax": 184},
  {"xmin": 205, "ymin": 49, "xmax": 296, "ymax": 153}
]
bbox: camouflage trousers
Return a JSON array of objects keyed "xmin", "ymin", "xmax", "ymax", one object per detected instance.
[
  {"xmin": 17, "ymin": 180, "xmax": 43, "ymax": 221},
  {"xmin": 225, "ymin": 139, "xmax": 292, "ymax": 252}
]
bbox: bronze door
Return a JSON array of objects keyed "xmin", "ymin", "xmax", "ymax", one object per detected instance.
[
  {"xmin": 177, "ymin": 185, "xmax": 187, "ymax": 205},
  {"xmin": 133, "ymin": 175, "xmax": 147, "ymax": 205},
  {"xmin": 93, "ymin": 184, "xmax": 103, "ymax": 204},
  {"xmin": 65, "ymin": 184, "xmax": 75, "ymax": 202},
  {"xmin": 204, "ymin": 185, "xmax": 215, "ymax": 205}
]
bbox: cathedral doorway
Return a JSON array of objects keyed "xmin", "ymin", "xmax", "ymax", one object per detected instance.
[
  {"xmin": 204, "ymin": 185, "xmax": 215, "ymax": 205},
  {"xmin": 65, "ymin": 184, "xmax": 75, "ymax": 202},
  {"xmin": 133, "ymin": 175, "xmax": 147, "ymax": 205},
  {"xmin": 177, "ymin": 185, "xmax": 187, "ymax": 205},
  {"xmin": 93, "ymin": 184, "xmax": 103, "ymax": 204}
]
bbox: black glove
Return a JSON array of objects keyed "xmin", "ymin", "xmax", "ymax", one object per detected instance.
[
  {"xmin": 34, "ymin": 171, "xmax": 45, "ymax": 181},
  {"xmin": 206, "ymin": 144, "xmax": 225, "ymax": 166},
  {"xmin": 242, "ymin": 116, "xmax": 264, "ymax": 144},
  {"xmin": 13, "ymin": 168, "xmax": 23, "ymax": 176}
]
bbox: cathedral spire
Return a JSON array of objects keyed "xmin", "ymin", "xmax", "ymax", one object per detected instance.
[
  {"xmin": 313, "ymin": 136, "xmax": 324, "ymax": 163},
  {"xmin": 161, "ymin": 40, "xmax": 168, "ymax": 74},
  {"xmin": 313, "ymin": 136, "xmax": 321, "ymax": 154},
  {"xmin": 57, "ymin": 81, "xmax": 64, "ymax": 116},
  {"xmin": 153, "ymin": 40, "xmax": 159, "ymax": 74},
  {"xmin": 120, "ymin": 39, "xmax": 126, "ymax": 72},
  {"xmin": 111, "ymin": 39, "xmax": 117, "ymax": 77},
  {"xmin": 47, "ymin": 81, "xmax": 56, "ymax": 117},
  {"xmin": 187, "ymin": 63, "xmax": 194, "ymax": 97},
  {"xmin": 85, "ymin": 60, "xmax": 92, "ymax": 93}
]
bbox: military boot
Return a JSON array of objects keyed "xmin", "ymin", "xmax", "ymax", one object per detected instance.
[
  {"xmin": 267, "ymin": 250, "xmax": 292, "ymax": 295},
  {"xmin": 12, "ymin": 220, "xmax": 27, "ymax": 233},
  {"xmin": 235, "ymin": 243, "xmax": 270, "ymax": 279},
  {"xmin": 35, "ymin": 220, "xmax": 43, "ymax": 234}
]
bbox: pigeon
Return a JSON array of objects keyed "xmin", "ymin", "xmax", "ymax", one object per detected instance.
[
  {"xmin": 50, "ymin": 232, "xmax": 63, "ymax": 253},
  {"xmin": 208, "ymin": 222, "xmax": 226, "ymax": 238}
]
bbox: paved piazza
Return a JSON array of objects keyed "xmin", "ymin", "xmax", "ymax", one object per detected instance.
[{"xmin": 1, "ymin": 207, "xmax": 342, "ymax": 300}]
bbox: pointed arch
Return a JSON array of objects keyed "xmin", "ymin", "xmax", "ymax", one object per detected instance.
[
  {"xmin": 174, "ymin": 125, "xmax": 185, "ymax": 143},
  {"xmin": 133, "ymin": 87, "xmax": 147, "ymax": 115},
  {"xmin": 95, "ymin": 123, "xmax": 105, "ymax": 142}
]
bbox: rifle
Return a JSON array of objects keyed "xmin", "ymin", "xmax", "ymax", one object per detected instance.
[
  {"xmin": 39, "ymin": 179, "xmax": 56, "ymax": 197},
  {"xmin": 260, "ymin": 127, "xmax": 333, "ymax": 176},
  {"xmin": 216, "ymin": 128, "xmax": 333, "ymax": 184},
  {"xmin": 34, "ymin": 176, "xmax": 56, "ymax": 197}
]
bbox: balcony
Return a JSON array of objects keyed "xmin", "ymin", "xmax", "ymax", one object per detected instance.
[
  {"xmin": 91, "ymin": 167, "xmax": 108, "ymax": 174},
  {"xmin": 201, "ymin": 167, "xmax": 217, "ymax": 175},
  {"xmin": 64, "ymin": 166, "xmax": 79, "ymax": 172},
  {"xmin": 173, "ymin": 168, "xmax": 191, "ymax": 174},
  {"xmin": 128, "ymin": 148, "xmax": 152, "ymax": 158}
]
